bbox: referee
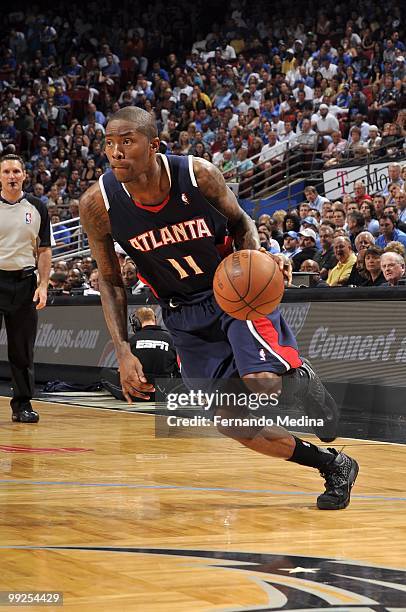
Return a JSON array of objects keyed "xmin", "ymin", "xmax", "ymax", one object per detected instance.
[{"xmin": 0, "ymin": 154, "xmax": 52, "ymax": 422}]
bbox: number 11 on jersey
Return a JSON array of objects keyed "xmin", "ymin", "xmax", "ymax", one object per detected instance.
[{"xmin": 167, "ymin": 256, "xmax": 204, "ymax": 279}]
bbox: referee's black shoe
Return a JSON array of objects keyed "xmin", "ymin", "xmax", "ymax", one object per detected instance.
[
  {"xmin": 317, "ymin": 448, "xmax": 359, "ymax": 510},
  {"xmin": 12, "ymin": 408, "xmax": 39, "ymax": 423}
]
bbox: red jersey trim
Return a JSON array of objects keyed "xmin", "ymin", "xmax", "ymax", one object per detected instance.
[
  {"xmin": 137, "ymin": 273, "xmax": 159, "ymax": 298},
  {"xmin": 131, "ymin": 194, "xmax": 170, "ymax": 213}
]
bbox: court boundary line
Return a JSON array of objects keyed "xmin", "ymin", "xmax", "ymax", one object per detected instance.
[{"xmin": 0, "ymin": 479, "xmax": 405, "ymax": 501}]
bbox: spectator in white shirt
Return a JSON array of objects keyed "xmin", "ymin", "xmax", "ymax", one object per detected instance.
[
  {"xmin": 293, "ymin": 80, "xmax": 314, "ymax": 101},
  {"xmin": 237, "ymin": 91, "xmax": 260, "ymax": 115},
  {"xmin": 349, "ymin": 113, "xmax": 370, "ymax": 143},
  {"xmin": 296, "ymin": 118, "xmax": 317, "ymax": 149},
  {"xmin": 259, "ymin": 131, "xmax": 286, "ymax": 164},
  {"xmin": 316, "ymin": 104, "xmax": 339, "ymax": 143},
  {"xmin": 280, "ymin": 121, "xmax": 298, "ymax": 150},
  {"xmin": 270, "ymin": 111, "xmax": 286, "ymax": 138},
  {"xmin": 320, "ymin": 56, "xmax": 338, "ymax": 80},
  {"xmin": 366, "ymin": 125, "xmax": 382, "ymax": 155}
]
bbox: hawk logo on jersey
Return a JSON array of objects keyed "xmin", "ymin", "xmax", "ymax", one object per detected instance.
[
  {"xmin": 25, "ymin": 212, "xmax": 32, "ymax": 224},
  {"xmin": 181, "ymin": 193, "xmax": 190, "ymax": 205}
]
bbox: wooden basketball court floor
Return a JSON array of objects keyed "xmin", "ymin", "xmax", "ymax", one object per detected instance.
[{"xmin": 1, "ymin": 396, "xmax": 406, "ymax": 611}]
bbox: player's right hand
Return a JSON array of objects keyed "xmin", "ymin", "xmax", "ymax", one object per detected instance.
[
  {"xmin": 259, "ymin": 248, "xmax": 289, "ymax": 283},
  {"xmin": 118, "ymin": 353, "xmax": 155, "ymax": 403}
]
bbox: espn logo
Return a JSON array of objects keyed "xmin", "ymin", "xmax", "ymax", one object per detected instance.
[{"xmin": 135, "ymin": 340, "xmax": 169, "ymax": 351}]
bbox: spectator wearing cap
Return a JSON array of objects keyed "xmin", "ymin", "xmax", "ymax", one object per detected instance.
[
  {"xmin": 393, "ymin": 56, "xmax": 406, "ymax": 81},
  {"xmin": 304, "ymin": 185, "xmax": 329, "ymax": 213},
  {"xmin": 315, "ymin": 104, "xmax": 340, "ymax": 143},
  {"xmin": 300, "ymin": 215, "xmax": 320, "ymax": 242},
  {"xmin": 281, "ymin": 231, "xmax": 301, "ymax": 259},
  {"xmin": 281, "ymin": 48, "xmax": 295, "ymax": 75},
  {"xmin": 381, "ymin": 252, "xmax": 406, "ymax": 286},
  {"xmin": 327, "ymin": 237, "xmax": 357, "ymax": 286},
  {"xmin": 270, "ymin": 112, "xmax": 285, "ymax": 138},
  {"xmin": 366, "ymin": 125, "xmax": 382, "ymax": 155},
  {"xmin": 301, "ymin": 216, "xmax": 319, "ymax": 232},
  {"xmin": 292, "ymin": 228, "xmax": 318, "ymax": 271},
  {"xmin": 314, "ymin": 224, "xmax": 336, "ymax": 279},
  {"xmin": 376, "ymin": 213, "xmax": 406, "ymax": 249},
  {"xmin": 335, "ymin": 84, "xmax": 352, "ymax": 109}
]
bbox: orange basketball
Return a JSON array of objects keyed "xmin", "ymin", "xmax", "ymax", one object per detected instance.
[{"xmin": 213, "ymin": 250, "xmax": 285, "ymax": 320}]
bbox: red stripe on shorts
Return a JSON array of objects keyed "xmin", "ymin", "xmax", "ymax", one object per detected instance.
[{"xmin": 253, "ymin": 317, "xmax": 302, "ymax": 368}]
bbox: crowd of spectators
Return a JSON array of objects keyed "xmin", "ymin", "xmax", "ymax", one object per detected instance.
[
  {"xmin": 0, "ymin": 0, "xmax": 405, "ymax": 292},
  {"xmin": 259, "ymin": 170, "xmax": 406, "ymax": 288}
]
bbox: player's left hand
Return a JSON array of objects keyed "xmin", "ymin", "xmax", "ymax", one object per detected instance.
[
  {"xmin": 259, "ymin": 248, "xmax": 290, "ymax": 283},
  {"xmin": 33, "ymin": 285, "xmax": 48, "ymax": 310}
]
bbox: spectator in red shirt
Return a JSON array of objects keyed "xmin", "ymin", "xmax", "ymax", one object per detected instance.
[{"xmin": 353, "ymin": 180, "xmax": 372, "ymax": 207}]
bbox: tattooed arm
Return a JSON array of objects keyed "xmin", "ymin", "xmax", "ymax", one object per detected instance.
[
  {"xmin": 192, "ymin": 157, "xmax": 290, "ymax": 279},
  {"xmin": 193, "ymin": 157, "xmax": 260, "ymax": 250},
  {"xmin": 79, "ymin": 184, "xmax": 153, "ymax": 402}
]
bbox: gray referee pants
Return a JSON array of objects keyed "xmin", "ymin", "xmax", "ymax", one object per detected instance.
[{"xmin": 0, "ymin": 272, "xmax": 38, "ymax": 413}]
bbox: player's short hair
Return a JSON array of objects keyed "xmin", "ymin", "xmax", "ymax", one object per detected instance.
[
  {"xmin": 136, "ymin": 307, "xmax": 156, "ymax": 324},
  {"xmin": 0, "ymin": 153, "xmax": 25, "ymax": 170},
  {"xmin": 108, "ymin": 106, "xmax": 158, "ymax": 140}
]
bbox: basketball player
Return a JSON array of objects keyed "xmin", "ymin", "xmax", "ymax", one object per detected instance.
[{"xmin": 80, "ymin": 107, "xmax": 358, "ymax": 510}]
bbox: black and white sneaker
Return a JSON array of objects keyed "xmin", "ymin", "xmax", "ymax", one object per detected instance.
[{"xmin": 317, "ymin": 448, "xmax": 359, "ymax": 510}]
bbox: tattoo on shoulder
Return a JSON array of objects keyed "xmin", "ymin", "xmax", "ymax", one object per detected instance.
[
  {"xmin": 79, "ymin": 188, "xmax": 111, "ymax": 237},
  {"xmin": 193, "ymin": 157, "xmax": 227, "ymax": 201}
]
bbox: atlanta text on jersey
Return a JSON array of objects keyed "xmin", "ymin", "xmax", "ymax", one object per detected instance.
[{"xmin": 129, "ymin": 218, "xmax": 213, "ymax": 252}]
